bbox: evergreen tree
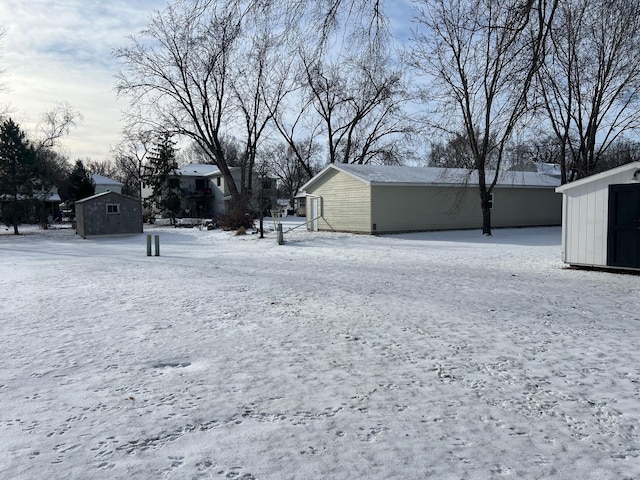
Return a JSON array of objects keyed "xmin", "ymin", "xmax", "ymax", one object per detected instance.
[
  {"xmin": 143, "ymin": 133, "xmax": 181, "ymax": 224},
  {"xmin": 0, "ymin": 119, "xmax": 38, "ymax": 234},
  {"xmin": 64, "ymin": 159, "xmax": 95, "ymax": 206}
]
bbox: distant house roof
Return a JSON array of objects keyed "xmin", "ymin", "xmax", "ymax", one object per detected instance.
[
  {"xmin": 1, "ymin": 190, "xmax": 61, "ymax": 202},
  {"xmin": 174, "ymin": 164, "xmax": 221, "ymax": 177},
  {"xmin": 301, "ymin": 164, "xmax": 560, "ymax": 191},
  {"xmin": 536, "ymin": 163, "xmax": 562, "ymax": 177},
  {"xmin": 91, "ymin": 174, "xmax": 123, "ymax": 187},
  {"xmin": 507, "ymin": 161, "xmax": 562, "ymax": 178}
]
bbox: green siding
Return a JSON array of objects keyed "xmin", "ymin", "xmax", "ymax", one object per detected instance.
[
  {"xmin": 371, "ymin": 186, "xmax": 480, "ymax": 232},
  {"xmin": 371, "ymin": 185, "xmax": 560, "ymax": 233},
  {"xmin": 306, "ymin": 169, "xmax": 371, "ymax": 232},
  {"xmin": 491, "ymin": 187, "xmax": 562, "ymax": 228},
  {"xmin": 306, "ymin": 170, "xmax": 561, "ymax": 234}
]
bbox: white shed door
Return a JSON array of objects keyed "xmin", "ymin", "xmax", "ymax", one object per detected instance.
[{"xmin": 309, "ymin": 197, "xmax": 320, "ymax": 231}]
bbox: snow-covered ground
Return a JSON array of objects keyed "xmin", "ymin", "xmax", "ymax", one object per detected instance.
[{"xmin": 1, "ymin": 221, "xmax": 639, "ymax": 480}]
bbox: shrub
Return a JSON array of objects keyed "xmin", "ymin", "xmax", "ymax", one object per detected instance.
[{"xmin": 220, "ymin": 210, "xmax": 254, "ymax": 231}]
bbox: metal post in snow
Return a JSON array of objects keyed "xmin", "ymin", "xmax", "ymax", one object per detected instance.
[
  {"xmin": 277, "ymin": 224, "xmax": 284, "ymax": 245},
  {"xmin": 154, "ymin": 235, "xmax": 160, "ymax": 256},
  {"xmin": 146, "ymin": 235, "xmax": 152, "ymax": 256}
]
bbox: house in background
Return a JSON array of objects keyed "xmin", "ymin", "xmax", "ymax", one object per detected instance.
[
  {"xmin": 556, "ymin": 161, "xmax": 640, "ymax": 271},
  {"xmin": 508, "ymin": 161, "xmax": 562, "ymax": 179},
  {"xmin": 300, "ymin": 164, "xmax": 561, "ymax": 234},
  {"xmin": 168, "ymin": 164, "xmax": 218, "ymax": 217},
  {"xmin": 294, "ymin": 191, "xmax": 307, "ymax": 216},
  {"xmin": 92, "ymin": 174, "xmax": 124, "ymax": 194},
  {"xmin": 75, "ymin": 191, "xmax": 143, "ymax": 239},
  {"xmin": 0, "ymin": 185, "xmax": 62, "ymax": 224},
  {"xmin": 41, "ymin": 188, "xmax": 62, "ymax": 221},
  {"xmin": 143, "ymin": 164, "xmax": 276, "ymax": 219}
]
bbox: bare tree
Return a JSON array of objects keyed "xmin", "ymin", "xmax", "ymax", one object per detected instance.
[
  {"xmin": 410, "ymin": 0, "xmax": 558, "ymax": 235},
  {"xmin": 30, "ymin": 102, "xmax": 82, "ymax": 224},
  {"xmin": 35, "ymin": 102, "xmax": 83, "ymax": 152},
  {"xmin": 83, "ymin": 158, "xmax": 119, "ymax": 179},
  {"xmin": 115, "ymin": 0, "xmax": 253, "ymax": 215},
  {"xmin": 295, "ymin": 0, "xmax": 414, "ymax": 166},
  {"xmin": 266, "ymin": 43, "xmax": 323, "ymax": 178},
  {"xmin": 115, "ymin": 0, "xmax": 409, "ymax": 218},
  {"xmin": 111, "ymin": 130, "xmax": 153, "ymax": 198},
  {"xmin": 229, "ymin": 1, "xmax": 290, "ymax": 202},
  {"xmin": 265, "ymin": 141, "xmax": 321, "ymax": 207},
  {"xmin": 429, "ymin": 133, "xmax": 477, "ymax": 169},
  {"xmin": 115, "ymin": 0, "xmax": 295, "ymax": 220},
  {"xmin": 301, "ymin": 52, "xmax": 414, "ymax": 165},
  {"xmin": 536, "ymin": 0, "xmax": 640, "ymax": 182}
]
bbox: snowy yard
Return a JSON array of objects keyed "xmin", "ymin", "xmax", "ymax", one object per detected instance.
[{"xmin": 1, "ymin": 222, "xmax": 639, "ymax": 479}]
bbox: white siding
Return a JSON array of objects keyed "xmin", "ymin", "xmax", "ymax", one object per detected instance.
[{"xmin": 562, "ymin": 170, "xmax": 636, "ymax": 267}]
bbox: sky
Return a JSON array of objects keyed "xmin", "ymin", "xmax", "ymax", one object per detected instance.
[
  {"xmin": 0, "ymin": 0, "xmax": 415, "ymax": 165},
  {"xmin": 0, "ymin": 0, "xmax": 167, "ymax": 162}
]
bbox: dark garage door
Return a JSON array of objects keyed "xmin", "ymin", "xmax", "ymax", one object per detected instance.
[{"xmin": 608, "ymin": 184, "xmax": 640, "ymax": 268}]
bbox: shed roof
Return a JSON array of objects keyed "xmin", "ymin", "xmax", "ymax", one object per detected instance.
[
  {"xmin": 75, "ymin": 191, "xmax": 140, "ymax": 204},
  {"xmin": 302, "ymin": 163, "xmax": 560, "ymax": 191},
  {"xmin": 555, "ymin": 161, "xmax": 640, "ymax": 193}
]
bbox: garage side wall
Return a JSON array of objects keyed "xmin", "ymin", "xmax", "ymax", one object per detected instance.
[
  {"xmin": 371, "ymin": 185, "xmax": 560, "ymax": 233},
  {"xmin": 306, "ymin": 169, "xmax": 371, "ymax": 233},
  {"xmin": 371, "ymin": 185, "xmax": 481, "ymax": 232},
  {"xmin": 561, "ymin": 171, "xmax": 635, "ymax": 267},
  {"xmin": 491, "ymin": 188, "xmax": 561, "ymax": 228}
]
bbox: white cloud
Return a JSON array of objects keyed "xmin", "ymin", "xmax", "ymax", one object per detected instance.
[{"xmin": 0, "ymin": 0, "xmax": 166, "ymax": 161}]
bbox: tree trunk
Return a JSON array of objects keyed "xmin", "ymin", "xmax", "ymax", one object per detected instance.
[
  {"xmin": 13, "ymin": 223, "xmax": 19, "ymax": 235},
  {"xmin": 481, "ymin": 193, "xmax": 492, "ymax": 236}
]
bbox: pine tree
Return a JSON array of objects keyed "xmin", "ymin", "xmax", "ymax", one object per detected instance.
[
  {"xmin": 0, "ymin": 119, "xmax": 38, "ymax": 234},
  {"xmin": 144, "ymin": 133, "xmax": 181, "ymax": 224},
  {"xmin": 65, "ymin": 160, "xmax": 95, "ymax": 203}
]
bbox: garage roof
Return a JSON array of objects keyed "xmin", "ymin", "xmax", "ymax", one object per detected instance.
[{"xmin": 302, "ymin": 164, "xmax": 560, "ymax": 191}]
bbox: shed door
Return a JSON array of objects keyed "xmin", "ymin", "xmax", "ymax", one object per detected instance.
[
  {"xmin": 607, "ymin": 184, "xmax": 640, "ymax": 268},
  {"xmin": 308, "ymin": 196, "xmax": 320, "ymax": 231}
]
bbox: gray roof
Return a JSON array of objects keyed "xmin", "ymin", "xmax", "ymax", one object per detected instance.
[
  {"xmin": 75, "ymin": 191, "xmax": 140, "ymax": 204},
  {"xmin": 302, "ymin": 164, "xmax": 560, "ymax": 191},
  {"xmin": 91, "ymin": 174, "xmax": 123, "ymax": 186},
  {"xmin": 174, "ymin": 164, "xmax": 221, "ymax": 177}
]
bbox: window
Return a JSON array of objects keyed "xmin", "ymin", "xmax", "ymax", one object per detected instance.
[
  {"xmin": 106, "ymin": 204, "xmax": 120, "ymax": 214},
  {"xmin": 488, "ymin": 193, "xmax": 494, "ymax": 209},
  {"xmin": 216, "ymin": 177, "xmax": 221, "ymax": 187}
]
